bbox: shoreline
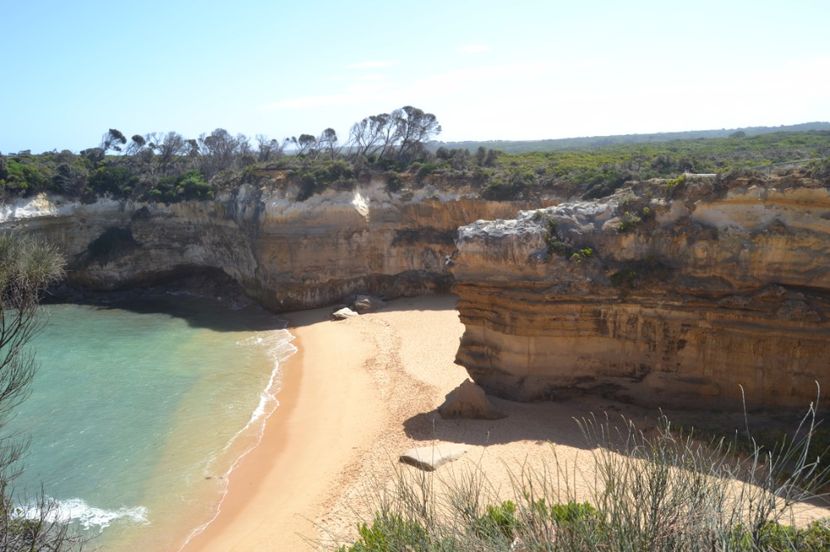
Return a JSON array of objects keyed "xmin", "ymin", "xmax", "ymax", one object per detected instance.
[
  {"xmin": 180, "ymin": 295, "xmax": 830, "ymax": 550},
  {"xmin": 181, "ymin": 306, "xmax": 387, "ymax": 551}
]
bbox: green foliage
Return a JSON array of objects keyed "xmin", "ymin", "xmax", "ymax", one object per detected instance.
[
  {"xmin": 549, "ymin": 501, "xmax": 599, "ymax": 524},
  {"xmin": 569, "ymin": 247, "xmax": 593, "ymax": 263},
  {"xmin": 481, "ymin": 171, "xmax": 533, "ymax": 200},
  {"xmin": 89, "ymin": 165, "xmax": 138, "ymax": 197},
  {"xmin": 617, "ymin": 211, "xmax": 643, "ymax": 233},
  {"xmin": 3, "ymin": 128, "xmax": 828, "ymax": 203},
  {"xmin": 295, "ymin": 159, "xmax": 356, "ymax": 201},
  {"xmin": 663, "ymin": 173, "xmax": 687, "ymax": 197},
  {"xmin": 728, "ymin": 520, "xmax": 830, "ymax": 551},
  {"xmin": 473, "ymin": 500, "xmax": 520, "ymax": 540},
  {"xmin": 616, "ymin": 195, "xmax": 654, "ymax": 233},
  {"xmin": 338, "ymin": 514, "xmax": 431, "ymax": 552},
  {"xmin": 146, "ymin": 170, "xmax": 212, "ymax": 202},
  {"xmin": 581, "ymin": 167, "xmax": 632, "ymax": 199}
]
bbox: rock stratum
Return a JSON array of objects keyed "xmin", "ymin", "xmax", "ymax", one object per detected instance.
[
  {"xmin": 0, "ymin": 178, "xmax": 526, "ymax": 311},
  {"xmin": 451, "ymin": 173, "xmax": 830, "ymax": 409}
]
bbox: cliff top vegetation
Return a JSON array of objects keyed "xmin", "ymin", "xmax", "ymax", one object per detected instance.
[{"xmin": 1, "ymin": 108, "xmax": 828, "ymax": 204}]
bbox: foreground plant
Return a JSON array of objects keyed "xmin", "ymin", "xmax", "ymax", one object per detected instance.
[
  {"xmin": 336, "ymin": 391, "xmax": 830, "ymax": 551},
  {"xmin": 0, "ymin": 235, "xmax": 82, "ymax": 550}
]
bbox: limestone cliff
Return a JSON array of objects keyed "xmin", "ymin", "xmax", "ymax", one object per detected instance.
[
  {"xmin": 451, "ymin": 173, "xmax": 830, "ymax": 409},
  {"xmin": 0, "ymin": 179, "xmax": 527, "ymax": 311}
]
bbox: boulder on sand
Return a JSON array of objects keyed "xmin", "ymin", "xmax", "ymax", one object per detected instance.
[
  {"xmin": 438, "ymin": 379, "xmax": 506, "ymax": 420},
  {"xmin": 399, "ymin": 444, "xmax": 469, "ymax": 471},
  {"xmin": 331, "ymin": 307, "xmax": 359, "ymax": 320},
  {"xmin": 351, "ymin": 294, "xmax": 384, "ymax": 314}
]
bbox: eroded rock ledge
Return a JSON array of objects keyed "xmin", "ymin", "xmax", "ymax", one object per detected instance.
[
  {"xmin": 451, "ymin": 173, "xmax": 830, "ymax": 409},
  {"xmin": 1, "ymin": 180, "xmax": 529, "ymax": 311}
]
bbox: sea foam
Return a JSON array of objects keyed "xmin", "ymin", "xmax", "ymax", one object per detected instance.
[
  {"xmin": 179, "ymin": 327, "xmax": 297, "ymax": 550},
  {"xmin": 19, "ymin": 497, "xmax": 149, "ymax": 532}
]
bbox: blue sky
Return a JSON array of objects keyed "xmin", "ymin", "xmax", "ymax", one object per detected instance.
[{"xmin": 1, "ymin": 0, "xmax": 828, "ymax": 152}]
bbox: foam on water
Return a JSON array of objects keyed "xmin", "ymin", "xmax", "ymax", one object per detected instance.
[
  {"xmin": 19, "ymin": 497, "xmax": 149, "ymax": 532},
  {"xmin": 9, "ymin": 300, "xmax": 299, "ymax": 550},
  {"xmin": 180, "ymin": 328, "xmax": 298, "ymax": 549}
]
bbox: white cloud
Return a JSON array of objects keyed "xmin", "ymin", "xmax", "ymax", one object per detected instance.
[
  {"xmin": 458, "ymin": 43, "xmax": 491, "ymax": 55},
  {"xmin": 345, "ymin": 60, "xmax": 399, "ymax": 70}
]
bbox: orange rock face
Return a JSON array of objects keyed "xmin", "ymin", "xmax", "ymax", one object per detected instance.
[{"xmin": 451, "ymin": 174, "xmax": 830, "ymax": 409}]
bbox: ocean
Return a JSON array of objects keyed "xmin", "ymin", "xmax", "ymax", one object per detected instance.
[{"xmin": 4, "ymin": 295, "xmax": 296, "ymax": 550}]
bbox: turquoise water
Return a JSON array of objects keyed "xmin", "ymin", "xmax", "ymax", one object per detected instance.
[{"xmin": 4, "ymin": 296, "xmax": 295, "ymax": 550}]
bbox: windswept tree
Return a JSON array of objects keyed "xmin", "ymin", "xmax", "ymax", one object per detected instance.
[
  {"xmin": 317, "ymin": 128, "xmax": 339, "ymax": 160},
  {"xmin": 396, "ymin": 106, "xmax": 441, "ymax": 162},
  {"xmin": 125, "ymin": 134, "xmax": 146, "ymax": 156},
  {"xmin": 0, "ymin": 235, "xmax": 80, "ymax": 549},
  {"xmin": 100, "ymin": 129, "xmax": 127, "ymax": 154},
  {"xmin": 348, "ymin": 106, "xmax": 440, "ymax": 162},
  {"xmin": 349, "ymin": 113, "xmax": 391, "ymax": 158},
  {"xmin": 292, "ymin": 134, "xmax": 317, "ymax": 156}
]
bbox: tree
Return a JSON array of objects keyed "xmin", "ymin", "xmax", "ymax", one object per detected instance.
[
  {"xmin": 317, "ymin": 128, "xmax": 339, "ymax": 160},
  {"xmin": 100, "ymin": 129, "xmax": 127, "ymax": 154},
  {"xmin": 347, "ymin": 106, "xmax": 440, "ymax": 162},
  {"xmin": 125, "ymin": 135, "xmax": 146, "ymax": 156},
  {"xmin": 0, "ymin": 235, "xmax": 80, "ymax": 549},
  {"xmin": 349, "ymin": 114, "xmax": 390, "ymax": 159},
  {"xmin": 199, "ymin": 129, "xmax": 237, "ymax": 176},
  {"xmin": 292, "ymin": 134, "xmax": 317, "ymax": 156},
  {"xmin": 396, "ymin": 106, "xmax": 441, "ymax": 162}
]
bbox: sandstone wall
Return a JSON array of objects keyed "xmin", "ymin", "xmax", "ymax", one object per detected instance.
[
  {"xmin": 0, "ymin": 180, "xmax": 528, "ymax": 311},
  {"xmin": 451, "ymin": 174, "xmax": 830, "ymax": 409}
]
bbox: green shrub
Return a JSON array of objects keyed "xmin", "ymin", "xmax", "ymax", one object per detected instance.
[
  {"xmin": 295, "ymin": 160, "xmax": 356, "ymax": 200},
  {"xmin": 569, "ymin": 247, "xmax": 593, "ymax": 263},
  {"xmin": 338, "ymin": 514, "xmax": 431, "ymax": 552},
  {"xmin": 481, "ymin": 171, "xmax": 533, "ymax": 200},
  {"xmin": 549, "ymin": 501, "xmax": 599, "ymax": 524},
  {"xmin": 144, "ymin": 170, "xmax": 212, "ymax": 202},
  {"xmin": 415, "ymin": 162, "xmax": 441, "ymax": 182},
  {"xmin": 89, "ymin": 165, "xmax": 138, "ymax": 197},
  {"xmin": 473, "ymin": 500, "xmax": 519, "ymax": 540}
]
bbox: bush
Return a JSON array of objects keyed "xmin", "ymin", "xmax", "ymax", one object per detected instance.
[
  {"xmin": 89, "ymin": 165, "xmax": 138, "ymax": 197},
  {"xmin": 145, "ymin": 170, "xmax": 213, "ymax": 202},
  {"xmin": 481, "ymin": 171, "xmax": 534, "ymax": 200},
  {"xmin": 295, "ymin": 160, "xmax": 356, "ymax": 201},
  {"xmin": 473, "ymin": 501, "xmax": 519, "ymax": 541},
  {"xmin": 338, "ymin": 514, "xmax": 431, "ymax": 552}
]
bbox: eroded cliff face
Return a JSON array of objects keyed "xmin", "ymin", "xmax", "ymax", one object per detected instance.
[
  {"xmin": 0, "ymin": 179, "xmax": 528, "ymax": 311},
  {"xmin": 451, "ymin": 174, "xmax": 830, "ymax": 409}
]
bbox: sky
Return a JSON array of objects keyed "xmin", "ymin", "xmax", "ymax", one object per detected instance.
[{"xmin": 1, "ymin": 0, "xmax": 828, "ymax": 152}]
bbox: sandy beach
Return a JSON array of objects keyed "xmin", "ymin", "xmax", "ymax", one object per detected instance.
[{"xmin": 183, "ymin": 294, "xmax": 830, "ymax": 551}]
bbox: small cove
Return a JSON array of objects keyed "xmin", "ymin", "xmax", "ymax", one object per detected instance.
[{"xmin": 5, "ymin": 294, "xmax": 295, "ymax": 550}]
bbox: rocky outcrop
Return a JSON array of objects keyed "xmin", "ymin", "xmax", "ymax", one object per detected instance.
[
  {"xmin": 1, "ymin": 178, "xmax": 531, "ymax": 311},
  {"xmin": 451, "ymin": 173, "xmax": 830, "ymax": 409},
  {"xmin": 438, "ymin": 379, "xmax": 505, "ymax": 419}
]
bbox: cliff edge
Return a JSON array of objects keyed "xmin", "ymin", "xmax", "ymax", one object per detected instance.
[{"xmin": 0, "ymin": 179, "xmax": 528, "ymax": 311}]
